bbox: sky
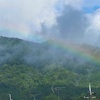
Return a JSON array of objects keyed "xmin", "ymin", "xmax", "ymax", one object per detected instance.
[{"xmin": 0, "ymin": 0, "xmax": 100, "ymax": 45}]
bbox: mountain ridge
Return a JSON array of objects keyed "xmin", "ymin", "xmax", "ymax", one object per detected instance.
[
  {"xmin": 0, "ymin": 36, "xmax": 100, "ymax": 99},
  {"xmin": 0, "ymin": 36, "xmax": 100, "ymax": 66}
]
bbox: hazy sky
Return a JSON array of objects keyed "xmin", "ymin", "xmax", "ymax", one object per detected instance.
[{"xmin": 0, "ymin": 0, "xmax": 100, "ymax": 45}]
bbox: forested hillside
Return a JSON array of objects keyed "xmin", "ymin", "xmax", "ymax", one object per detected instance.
[{"xmin": 0, "ymin": 36, "xmax": 100, "ymax": 100}]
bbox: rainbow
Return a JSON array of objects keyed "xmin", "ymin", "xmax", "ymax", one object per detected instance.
[
  {"xmin": 0, "ymin": 25, "xmax": 100, "ymax": 64},
  {"xmin": 47, "ymin": 38, "xmax": 100, "ymax": 64}
]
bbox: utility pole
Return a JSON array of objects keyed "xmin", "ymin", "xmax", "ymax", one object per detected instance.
[
  {"xmin": 51, "ymin": 86, "xmax": 65, "ymax": 100},
  {"xmin": 9, "ymin": 94, "xmax": 13, "ymax": 100},
  {"xmin": 84, "ymin": 83, "xmax": 96, "ymax": 100}
]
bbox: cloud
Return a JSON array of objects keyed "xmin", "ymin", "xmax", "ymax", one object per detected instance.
[
  {"xmin": 0, "ymin": 0, "xmax": 58, "ymax": 31},
  {"xmin": 85, "ymin": 9, "xmax": 100, "ymax": 46},
  {"xmin": 0, "ymin": 0, "xmax": 100, "ymax": 46},
  {"xmin": 0, "ymin": 0, "xmax": 83, "ymax": 41},
  {"xmin": 41, "ymin": 6, "xmax": 88, "ymax": 43},
  {"xmin": 41, "ymin": 1, "xmax": 100, "ymax": 46},
  {"xmin": 56, "ymin": 6, "xmax": 88, "ymax": 42}
]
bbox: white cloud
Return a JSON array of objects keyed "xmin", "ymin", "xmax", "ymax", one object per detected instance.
[
  {"xmin": 85, "ymin": 9, "xmax": 100, "ymax": 45},
  {"xmin": 0, "ymin": 0, "xmax": 83, "ymax": 41}
]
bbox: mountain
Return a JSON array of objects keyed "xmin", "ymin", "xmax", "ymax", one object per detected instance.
[
  {"xmin": 0, "ymin": 36, "xmax": 100, "ymax": 100},
  {"xmin": 0, "ymin": 36, "xmax": 100, "ymax": 73}
]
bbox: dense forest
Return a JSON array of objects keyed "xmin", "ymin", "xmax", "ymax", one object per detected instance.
[{"xmin": 0, "ymin": 36, "xmax": 100, "ymax": 100}]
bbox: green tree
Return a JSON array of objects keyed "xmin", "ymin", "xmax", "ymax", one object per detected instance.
[{"xmin": 45, "ymin": 94, "xmax": 58, "ymax": 100}]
